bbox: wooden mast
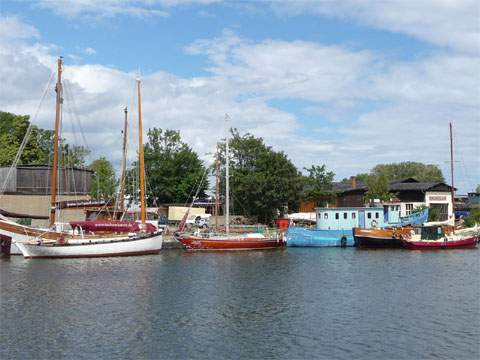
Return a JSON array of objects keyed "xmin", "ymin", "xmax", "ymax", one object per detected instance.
[
  {"xmin": 215, "ymin": 143, "xmax": 220, "ymax": 232},
  {"xmin": 225, "ymin": 114, "xmax": 230, "ymax": 235},
  {"xmin": 137, "ymin": 79, "xmax": 146, "ymax": 227},
  {"xmin": 49, "ymin": 57, "xmax": 63, "ymax": 227},
  {"xmin": 115, "ymin": 107, "xmax": 128, "ymax": 218},
  {"xmin": 449, "ymin": 122, "xmax": 455, "ymax": 225}
]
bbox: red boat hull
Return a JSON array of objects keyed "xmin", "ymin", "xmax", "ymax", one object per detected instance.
[
  {"xmin": 402, "ymin": 236, "xmax": 478, "ymax": 250},
  {"xmin": 178, "ymin": 235, "xmax": 285, "ymax": 250}
]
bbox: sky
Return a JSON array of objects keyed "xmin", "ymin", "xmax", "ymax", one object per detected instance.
[{"xmin": 0, "ymin": 0, "xmax": 479, "ymax": 193}]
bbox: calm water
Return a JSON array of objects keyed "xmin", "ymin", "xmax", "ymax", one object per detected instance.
[{"xmin": 1, "ymin": 248, "xmax": 479, "ymax": 360}]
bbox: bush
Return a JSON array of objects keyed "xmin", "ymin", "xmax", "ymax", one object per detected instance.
[{"xmin": 464, "ymin": 208, "xmax": 480, "ymax": 227}]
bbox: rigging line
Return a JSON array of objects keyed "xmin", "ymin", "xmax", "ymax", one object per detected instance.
[
  {"xmin": 63, "ymin": 80, "xmax": 92, "ymax": 155},
  {"xmin": 0, "ymin": 70, "xmax": 55, "ymax": 196}
]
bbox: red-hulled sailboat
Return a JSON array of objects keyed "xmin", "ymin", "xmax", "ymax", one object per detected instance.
[
  {"xmin": 401, "ymin": 123, "xmax": 479, "ymax": 250},
  {"xmin": 176, "ymin": 115, "xmax": 285, "ymax": 251}
]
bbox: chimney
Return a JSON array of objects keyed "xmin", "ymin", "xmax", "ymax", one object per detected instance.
[{"xmin": 350, "ymin": 176, "xmax": 357, "ymax": 189}]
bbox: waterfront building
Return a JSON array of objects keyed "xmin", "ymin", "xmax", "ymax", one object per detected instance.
[
  {"xmin": 0, "ymin": 165, "xmax": 92, "ymax": 227},
  {"xmin": 334, "ymin": 177, "xmax": 454, "ymax": 224}
]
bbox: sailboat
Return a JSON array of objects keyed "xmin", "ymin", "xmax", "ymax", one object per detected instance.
[
  {"xmin": 5, "ymin": 58, "xmax": 162, "ymax": 258},
  {"xmin": 176, "ymin": 115, "xmax": 285, "ymax": 250},
  {"xmin": 401, "ymin": 123, "xmax": 479, "ymax": 249}
]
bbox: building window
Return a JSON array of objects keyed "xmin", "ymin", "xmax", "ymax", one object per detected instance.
[
  {"xmin": 406, "ymin": 204, "xmax": 414, "ymax": 215},
  {"xmin": 375, "ymin": 212, "xmax": 379, "ymax": 219},
  {"xmin": 367, "ymin": 212, "xmax": 372, "ymax": 219},
  {"xmin": 352, "ymin": 212, "xmax": 356, "ymax": 219},
  {"xmin": 343, "ymin": 212, "xmax": 348, "ymax": 219},
  {"xmin": 335, "ymin": 213, "xmax": 339, "ymax": 220},
  {"xmin": 324, "ymin": 213, "xmax": 328, "ymax": 219}
]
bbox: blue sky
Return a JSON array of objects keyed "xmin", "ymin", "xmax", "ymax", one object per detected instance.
[{"xmin": 1, "ymin": 0, "xmax": 479, "ymax": 192}]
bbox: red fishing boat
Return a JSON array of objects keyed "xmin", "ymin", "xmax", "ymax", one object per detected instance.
[{"xmin": 401, "ymin": 225, "xmax": 479, "ymax": 250}]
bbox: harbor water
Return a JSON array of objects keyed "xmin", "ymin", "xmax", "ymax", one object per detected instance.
[{"xmin": 1, "ymin": 248, "xmax": 479, "ymax": 359}]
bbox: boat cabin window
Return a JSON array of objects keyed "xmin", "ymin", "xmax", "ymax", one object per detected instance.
[
  {"xmin": 335, "ymin": 213, "xmax": 339, "ymax": 220},
  {"xmin": 343, "ymin": 212, "xmax": 348, "ymax": 219},
  {"xmin": 352, "ymin": 212, "xmax": 356, "ymax": 219},
  {"xmin": 324, "ymin": 213, "xmax": 328, "ymax": 219},
  {"xmin": 421, "ymin": 226, "xmax": 444, "ymax": 240},
  {"xmin": 375, "ymin": 212, "xmax": 379, "ymax": 219},
  {"xmin": 367, "ymin": 212, "xmax": 372, "ymax": 219}
]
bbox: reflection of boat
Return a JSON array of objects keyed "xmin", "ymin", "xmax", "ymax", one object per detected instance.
[
  {"xmin": 353, "ymin": 227, "xmax": 412, "ymax": 248},
  {"xmin": 401, "ymin": 225, "xmax": 479, "ymax": 249},
  {"xmin": 8, "ymin": 58, "xmax": 162, "ymax": 258},
  {"xmin": 177, "ymin": 115, "xmax": 285, "ymax": 251}
]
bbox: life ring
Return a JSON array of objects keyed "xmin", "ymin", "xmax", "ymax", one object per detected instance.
[
  {"xmin": 371, "ymin": 220, "xmax": 378, "ymax": 228},
  {"xmin": 340, "ymin": 236, "xmax": 347, "ymax": 247}
]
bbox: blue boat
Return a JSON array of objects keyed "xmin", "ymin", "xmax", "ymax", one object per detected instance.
[{"xmin": 286, "ymin": 205, "xmax": 428, "ymax": 247}]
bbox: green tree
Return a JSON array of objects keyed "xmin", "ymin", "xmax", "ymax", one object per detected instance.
[
  {"xmin": 476, "ymin": 184, "xmax": 480, "ymax": 193},
  {"xmin": 364, "ymin": 175, "xmax": 396, "ymax": 203},
  {"xmin": 0, "ymin": 111, "xmax": 89, "ymax": 167},
  {"xmin": 370, "ymin": 162, "xmax": 444, "ymax": 182},
  {"xmin": 220, "ymin": 129, "xmax": 302, "ymax": 224},
  {"xmin": 302, "ymin": 165, "xmax": 335, "ymax": 206},
  {"xmin": 464, "ymin": 208, "xmax": 480, "ymax": 227},
  {"xmin": 135, "ymin": 128, "xmax": 208, "ymax": 204},
  {"xmin": 89, "ymin": 157, "xmax": 116, "ymax": 199}
]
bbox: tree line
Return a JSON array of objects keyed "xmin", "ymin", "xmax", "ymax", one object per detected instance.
[{"xmin": 3, "ymin": 110, "xmax": 473, "ymax": 225}]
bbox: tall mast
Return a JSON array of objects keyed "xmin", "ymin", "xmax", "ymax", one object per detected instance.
[
  {"xmin": 115, "ymin": 107, "xmax": 128, "ymax": 217},
  {"xmin": 215, "ymin": 143, "xmax": 220, "ymax": 232},
  {"xmin": 225, "ymin": 114, "xmax": 230, "ymax": 234},
  {"xmin": 449, "ymin": 122, "xmax": 455, "ymax": 223},
  {"xmin": 49, "ymin": 57, "xmax": 63, "ymax": 227},
  {"xmin": 137, "ymin": 79, "xmax": 146, "ymax": 226}
]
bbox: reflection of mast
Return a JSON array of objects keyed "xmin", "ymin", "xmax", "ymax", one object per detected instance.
[
  {"xmin": 49, "ymin": 57, "xmax": 63, "ymax": 227},
  {"xmin": 115, "ymin": 107, "xmax": 128, "ymax": 218},
  {"xmin": 225, "ymin": 114, "xmax": 230, "ymax": 235},
  {"xmin": 137, "ymin": 79, "xmax": 146, "ymax": 227},
  {"xmin": 215, "ymin": 143, "xmax": 220, "ymax": 232}
]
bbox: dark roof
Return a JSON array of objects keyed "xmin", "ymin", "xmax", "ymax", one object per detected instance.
[
  {"xmin": 332, "ymin": 180, "xmax": 366, "ymax": 192},
  {"xmin": 338, "ymin": 178, "xmax": 453, "ymax": 194}
]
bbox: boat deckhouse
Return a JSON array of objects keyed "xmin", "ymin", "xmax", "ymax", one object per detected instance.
[{"xmin": 334, "ymin": 177, "xmax": 454, "ymax": 223}]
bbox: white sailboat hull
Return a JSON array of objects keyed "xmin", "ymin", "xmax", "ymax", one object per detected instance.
[{"xmin": 15, "ymin": 234, "xmax": 163, "ymax": 258}]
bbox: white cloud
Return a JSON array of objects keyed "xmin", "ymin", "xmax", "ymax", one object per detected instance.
[
  {"xmin": 84, "ymin": 47, "xmax": 96, "ymax": 55},
  {"xmin": 269, "ymin": 0, "xmax": 480, "ymax": 54},
  {"xmin": 33, "ymin": 0, "xmax": 221, "ymax": 19},
  {"xmin": 0, "ymin": 17, "xmax": 478, "ymax": 193}
]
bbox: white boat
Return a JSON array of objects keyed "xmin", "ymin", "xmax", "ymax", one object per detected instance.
[
  {"xmin": 1, "ymin": 58, "xmax": 162, "ymax": 258},
  {"xmin": 15, "ymin": 233, "xmax": 162, "ymax": 258}
]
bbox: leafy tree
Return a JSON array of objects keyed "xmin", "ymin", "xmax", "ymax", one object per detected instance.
[
  {"xmin": 464, "ymin": 208, "xmax": 480, "ymax": 227},
  {"xmin": 354, "ymin": 173, "xmax": 369, "ymax": 183},
  {"xmin": 476, "ymin": 184, "xmax": 480, "ymax": 193},
  {"xmin": 132, "ymin": 128, "xmax": 208, "ymax": 205},
  {"xmin": 370, "ymin": 162, "xmax": 444, "ymax": 182},
  {"xmin": 220, "ymin": 129, "xmax": 302, "ymax": 224},
  {"xmin": 0, "ymin": 111, "xmax": 89, "ymax": 167},
  {"xmin": 89, "ymin": 157, "xmax": 116, "ymax": 199},
  {"xmin": 364, "ymin": 175, "xmax": 396, "ymax": 203},
  {"xmin": 302, "ymin": 165, "xmax": 335, "ymax": 206}
]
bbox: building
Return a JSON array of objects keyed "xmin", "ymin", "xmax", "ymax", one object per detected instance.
[
  {"xmin": 334, "ymin": 177, "xmax": 455, "ymax": 223},
  {"xmin": 0, "ymin": 165, "xmax": 93, "ymax": 227}
]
